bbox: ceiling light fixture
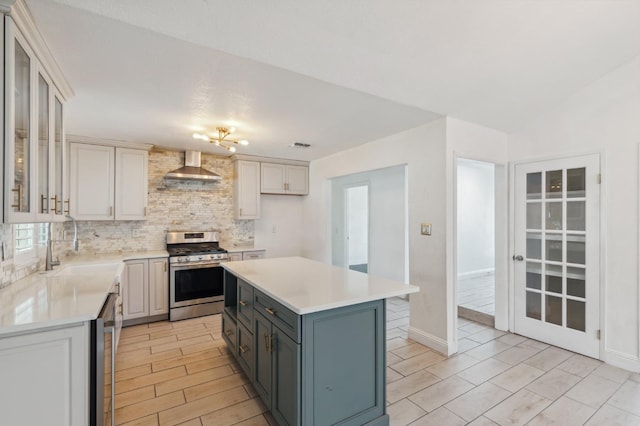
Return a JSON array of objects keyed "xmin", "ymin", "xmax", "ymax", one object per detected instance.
[{"xmin": 192, "ymin": 127, "xmax": 249, "ymax": 153}]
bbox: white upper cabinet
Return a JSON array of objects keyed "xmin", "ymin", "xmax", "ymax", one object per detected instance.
[
  {"xmin": 234, "ymin": 160, "xmax": 261, "ymax": 219},
  {"xmin": 115, "ymin": 148, "xmax": 148, "ymax": 220},
  {"xmin": 70, "ymin": 143, "xmax": 115, "ymax": 220},
  {"xmin": 261, "ymin": 163, "xmax": 308, "ymax": 195},
  {"xmin": 3, "ymin": 12, "xmax": 71, "ymax": 224},
  {"xmin": 70, "ymin": 143, "xmax": 149, "ymax": 221}
]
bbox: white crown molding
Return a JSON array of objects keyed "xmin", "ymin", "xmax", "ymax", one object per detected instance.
[
  {"xmin": 5, "ymin": 0, "xmax": 74, "ymax": 100},
  {"xmin": 67, "ymin": 134, "xmax": 154, "ymax": 151},
  {"xmin": 231, "ymin": 153, "xmax": 309, "ymax": 166}
]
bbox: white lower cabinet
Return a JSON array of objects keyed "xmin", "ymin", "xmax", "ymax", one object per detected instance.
[
  {"xmin": 123, "ymin": 257, "xmax": 169, "ymax": 323},
  {"xmin": 0, "ymin": 323, "xmax": 89, "ymax": 426},
  {"xmin": 227, "ymin": 249, "xmax": 266, "ymax": 262}
]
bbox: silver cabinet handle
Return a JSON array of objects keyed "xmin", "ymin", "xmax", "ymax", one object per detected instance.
[
  {"xmin": 239, "ymin": 300, "xmax": 248, "ymax": 307},
  {"xmin": 239, "ymin": 344, "xmax": 249, "ymax": 354},
  {"xmin": 513, "ymin": 255, "xmax": 524, "ymax": 261}
]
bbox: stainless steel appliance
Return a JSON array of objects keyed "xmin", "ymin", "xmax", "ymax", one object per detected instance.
[
  {"xmin": 167, "ymin": 231, "xmax": 228, "ymax": 321},
  {"xmin": 91, "ymin": 293, "xmax": 116, "ymax": 426}
]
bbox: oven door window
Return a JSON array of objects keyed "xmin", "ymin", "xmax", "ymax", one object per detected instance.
[{"xmin": 174, "ymin": 265, "xmax": 224, "ymax": 302}]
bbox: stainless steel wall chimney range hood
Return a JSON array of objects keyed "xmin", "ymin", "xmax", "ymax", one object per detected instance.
[{"xmin": 165, "ymin": 150, "xmax": 221, "ymax": 181}]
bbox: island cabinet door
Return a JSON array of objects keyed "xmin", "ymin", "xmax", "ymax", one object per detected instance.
[
  {"xmin": 301, "ymin": 300, "xmax": 386, "ymax": 426},
  {"xmin": 271, "ymin": 327, "xmax": 301, "ymax": 426},
  {"xmin": 253, "ymin": 311, "xmax": 272, "ymax": 408}
]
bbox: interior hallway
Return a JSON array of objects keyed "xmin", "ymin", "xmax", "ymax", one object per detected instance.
[{"xmin": 113, "ymin": 298, "xmax": 640, "ymax": 425}]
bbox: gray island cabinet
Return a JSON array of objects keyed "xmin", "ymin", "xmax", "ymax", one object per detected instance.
[{"xmin": 221, "ymin": 257, "xmax": 419, "ymax": 426}]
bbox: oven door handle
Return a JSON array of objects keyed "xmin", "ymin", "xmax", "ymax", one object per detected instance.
[{"xmin": 170, "ymin": 261, "xmax": 223, "ymax": 269}]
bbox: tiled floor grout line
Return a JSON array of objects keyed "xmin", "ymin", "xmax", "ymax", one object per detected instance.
[{"xmin": 115, "ymin": 298, "xmax": 640, "ymax": 426}]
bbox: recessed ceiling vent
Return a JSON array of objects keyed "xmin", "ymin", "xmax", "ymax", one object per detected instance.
[{"xmin": 289, "ymin": 142, "xmax": 311, "ymax": 148}]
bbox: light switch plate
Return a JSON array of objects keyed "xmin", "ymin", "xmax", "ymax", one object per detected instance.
[{"xmin": 421, "ymin": 223, "xmax": 432, "ymax": 236}]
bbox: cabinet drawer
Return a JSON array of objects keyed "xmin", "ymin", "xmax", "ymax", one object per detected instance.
[
  {"xmin": 237, "ymin": 279, "xmax": 254, "ymax": 330},
  {"xmin": 242, "ymin": 250, "xmax": 265, "ymax": 260},
  {"xmin": 237, "ymin": 321, "xmax": 254, "ymax": 380},
  {"xmin": 254, "ymin": 290, "xmax": 300, "ymax": 343},
  {"xmin": 221, "ymin": 312, "xmax": 237, "ymax": 353}
]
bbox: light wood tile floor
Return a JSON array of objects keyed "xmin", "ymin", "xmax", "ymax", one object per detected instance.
[
  {"xmin": 458, "ymin": 273, "xmax": 495, "ymax": 316},
  {"xmin": 115, "ymin": 298, "xmax": 640, "ymax": 425}
]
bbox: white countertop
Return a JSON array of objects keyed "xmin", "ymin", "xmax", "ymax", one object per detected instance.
[
  {"xmin": 223, "ymin": 245, "xmax": 266, "ymax": 254},
  {"xmin": 0, "ymin": 250, "xmax": 167, "ymax": 337},
  {"xmin": 221, "ymin": 256, "xmax": 419, "ymax": 315}
]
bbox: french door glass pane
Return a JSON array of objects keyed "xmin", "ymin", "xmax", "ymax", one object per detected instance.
[
  {"xmin": 526, "ymin": 262, "xmax": 542, "ymax": 290},
  {"xmin": 14, "ymin": 40, "xmax": 31, "ymax": 213},
  {"xmin": 567, "ymin": 201, "xmax": 585, "ymax": 231},
  {"xmin": 546, "ymin": 170, "xmax": 563, "ymax": 199},
  {"xmin": 545, "ymin": 234, "xmax": 562, "ymax": 262},
  {"xmin": 567, "ymin": 300, "xmax": 586, "ymax": 331},
  {"xmin": 527, "ymin": 203, "xmax": 542, "ymax": 229},
  {"xmin": 567, "ymin": 168, "xmax": 586, "ymax": 198},
  {"xmin": 545, "ymin": 202, "xmax": 562, "ymax": 230},
  {"xmin": 567, "ymin": 267, "xmax": 586, "ymax": 298},
  {"xmin": 527, "ymin": 233, "xmax": 542, "ymax": 259},
  {"xmin": 526, "ymin": 291, "xmax": 541, "ymax": 320},
  {"xmin": 567, "ymin": 235, "xmax": 586, "ymax": 264},
  {"xmin": 545, "ymin": 295, "xmax": 563, "ymax": 326},
  {"xmin": 545, "ymin": 264, "xmax": 562, "ymax": 294},
  {"xmin": 527, "ymin": 172, "xmax": 542, "ymax": 200}
]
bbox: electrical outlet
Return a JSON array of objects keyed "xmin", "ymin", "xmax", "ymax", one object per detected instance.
[
  {"xmin": 272, "ymin": 226, "xmax": 277, "ymax": 234},
  {"xmin": 132, "ymin": 229, "xmax": 140, "ymax": 237},
  {"xmin": 421, "ymin": 223, "xmax": 432, "ymax": 236}
]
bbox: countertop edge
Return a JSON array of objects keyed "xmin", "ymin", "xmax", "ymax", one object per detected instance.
[{"xmin": 222, "ymin": 258, "xmax": 419, "ymax": 315}]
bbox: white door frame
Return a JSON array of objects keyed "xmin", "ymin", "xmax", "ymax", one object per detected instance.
[
  {"xmin": 451, "ymin": 153, "xmax": 509, "ymax": 352},
  {"xmin": 508, "ymin": 151, "xmax": 605, "ymax": 359}
]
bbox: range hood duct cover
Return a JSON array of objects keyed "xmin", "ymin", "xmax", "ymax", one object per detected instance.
[{"xmin": 165, "ymin": 150, "xmax": 221, "ymax": 181}]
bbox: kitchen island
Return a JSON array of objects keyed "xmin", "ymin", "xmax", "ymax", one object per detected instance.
[{"xmin": 221, "ymin": 256, "xmax": 419, "ymax": 426}]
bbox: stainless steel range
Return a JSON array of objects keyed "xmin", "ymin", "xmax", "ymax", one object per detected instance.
[{"xmin": 167, "ymin": 231, "xmax": 228, "ymax": 321}]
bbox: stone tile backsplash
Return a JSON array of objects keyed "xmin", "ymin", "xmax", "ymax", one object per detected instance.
[{"xmin": 64, "ymin": 149, "xmax": 254, "ymax": 255}]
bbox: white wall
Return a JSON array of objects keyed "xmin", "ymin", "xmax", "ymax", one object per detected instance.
[
  {"xmin": 254, "ymin": 194, "xmax": 303, "ymax": 258},
  {"xmin": 347, "ymin": 186, "xmax": 368, "ymax": 266},
  {"xmin": 305, "ymin": 119, "xmax": 451, "ymax": 353},
  {"xmin": 330, "ymin": 165, "xmax": 407, "ymax": 282},
  {"xmin": 508, "ymin": 54, "xmax": 640, "ymax": 372},
  {"xmin": 457, "ymin": 159, "xmax": 495, "ymax": 277}
]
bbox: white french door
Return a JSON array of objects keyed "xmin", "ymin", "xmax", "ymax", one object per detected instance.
[{"xmin": 514, "ymin": 154, "xmax": 600, "ymax": 358}]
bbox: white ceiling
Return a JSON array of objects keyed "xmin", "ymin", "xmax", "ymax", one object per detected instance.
[{"xmin": 26, "ymin": 0, "xmax": 640, "ymax": 160}]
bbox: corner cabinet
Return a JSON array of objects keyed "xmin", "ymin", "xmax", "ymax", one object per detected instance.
[
  {"xmin": 261, "ymin": 163, "xmax": 308, "ymax": 195},
  {"xmin": 4, "ymin": 14, "xmax": 71, "ymax": 223},
  {"xmin": 222, "ymin": 270, "xmax": 387, "ymax": 426},
  {"xmin": 233, "ymin": 160, "xmax": 260, "ymax": 219},
  {"xmin": 70, "ymin": 142, "xmax": 149, "ymax": 221}
]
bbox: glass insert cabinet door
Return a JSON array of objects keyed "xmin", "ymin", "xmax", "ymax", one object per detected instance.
[
  {"xmin": 5, "ymin": 31, "xmax": 34, "ymax": 222},
  {"xmin": 514, "ymin": 154, "xmax": 600, "ymax": 358}
]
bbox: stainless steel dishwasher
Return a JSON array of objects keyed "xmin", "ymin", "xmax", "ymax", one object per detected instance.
[{"xmin": 91, "ymin": 292, "xmax": 117, "ymax": 426}]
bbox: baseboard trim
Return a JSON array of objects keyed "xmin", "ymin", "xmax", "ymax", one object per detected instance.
[
  {"xmin": 602, "ymin": 349, "xmax": 640, "ymax": 373},
  {"xmin": 457, "ymin": 268, "xmax": 495, "ymax": 280},
  {"xmin": 408, "ymin": 326, "xmax": 450, "ymax": 356},
  {"xmin": 458, "ymin": 306, "xmax": 495, "ymax": 327}
]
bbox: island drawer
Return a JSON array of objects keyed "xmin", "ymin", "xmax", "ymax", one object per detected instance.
[
  {"xmin": 253, "ymin": 290, "xmax": 301, "ymax": 343},
  {"xmin": 221, "ymin": 312, "xmax": 237, "ymax": 353},
  {"xmin": 237, "ymin": 279, "xmax": 254, "ymax": 330}
]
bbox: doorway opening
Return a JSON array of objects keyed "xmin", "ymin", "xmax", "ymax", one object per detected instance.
[
  {"xmin": 456, "ymin": 158, "xmax": 496, "ymax": 326},
  {"xmin": 346, "ymin": 185, "xmax": 369, "ymax": 272}
]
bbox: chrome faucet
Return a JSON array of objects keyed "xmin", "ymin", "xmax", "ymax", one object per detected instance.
[
  {"xmin": 65, "ymin": 214, "xmax": 79, "ymax": 252},
  {"xmin": 45, "ymin": 223, "xmax": 60, "ymax": 271},
  {"xmin": 44, "ymin": 216, "xmax": 79, "ymax": 271}
]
